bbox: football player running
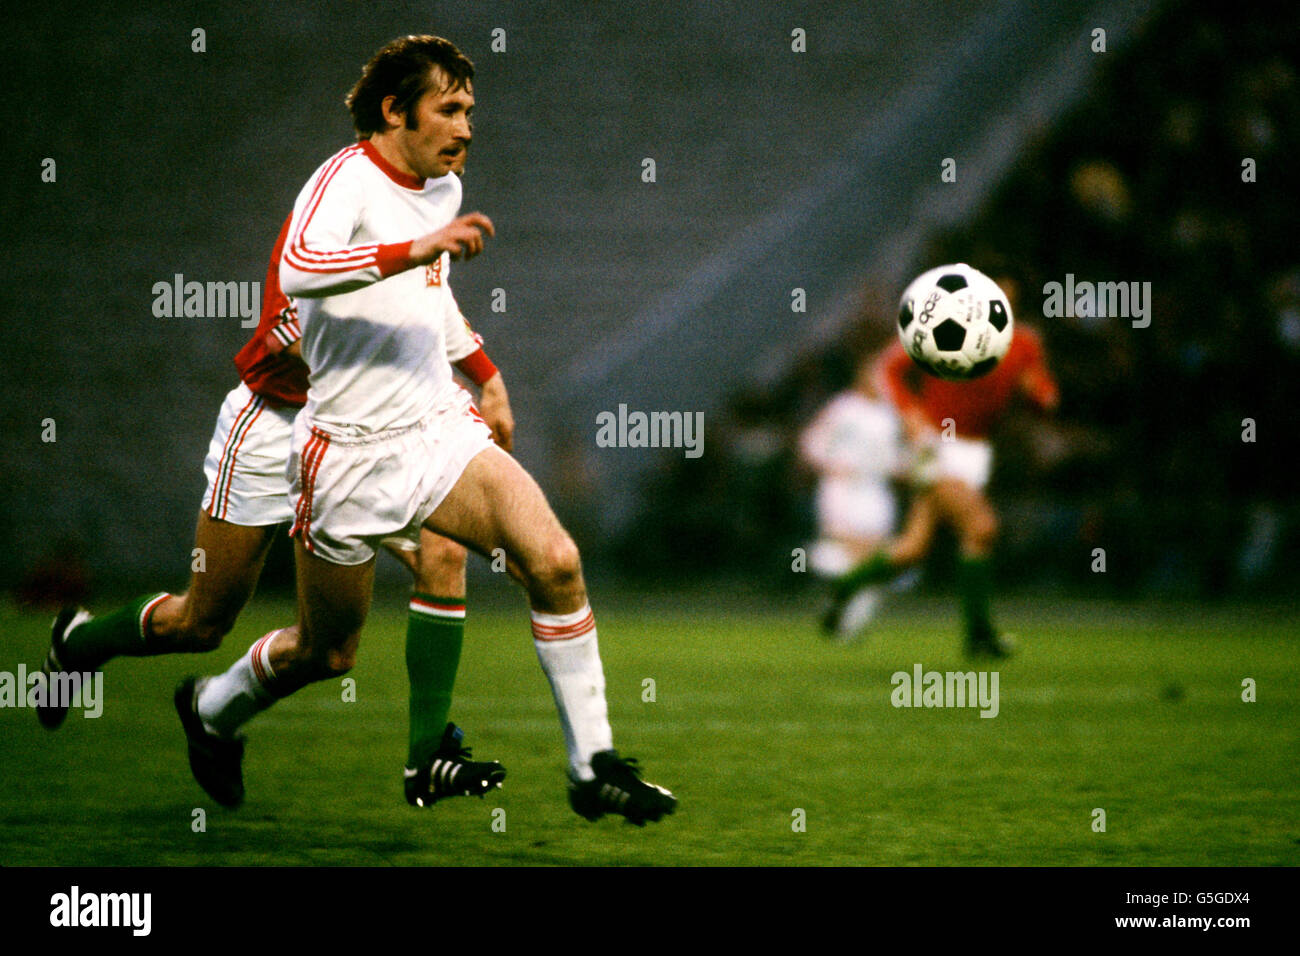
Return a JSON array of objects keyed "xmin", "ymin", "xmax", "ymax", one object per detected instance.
[
  {"xmin": 179, "ymin": 35, "xmax": 675, "ymax": 825},
  {"xmin": 37, "ymin": 175, "xmax": 516, "ymax": 812}
]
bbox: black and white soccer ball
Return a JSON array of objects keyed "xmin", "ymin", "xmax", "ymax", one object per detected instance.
[{"xmin": 897, "ymin": 263, "xmax": 1014, "ymax": 380}]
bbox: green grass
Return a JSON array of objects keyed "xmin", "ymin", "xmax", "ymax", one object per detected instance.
[{"xmin": 1, "ymin": 592, "xmax": 1297, "ymax": 866}]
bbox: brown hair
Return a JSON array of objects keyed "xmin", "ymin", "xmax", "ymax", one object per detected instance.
[{"xmin": 346, "ymin": 35, "xmax": 474, "ymax": 136}]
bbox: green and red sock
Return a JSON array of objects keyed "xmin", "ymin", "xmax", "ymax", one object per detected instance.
[
  {"xmin": 833, "ymin": 551, "xmax": 896, "ymax": 600},
  {"xmin": 59, "ymin": 592, "xmax": 170, "ymax": 670},
  {"xmin": 957, "ymin": 554, "xmax": 995, "ymax": 639},
  {"xmin": 405, "ymin": 593, "xmax": 466, "ymax": 768}
]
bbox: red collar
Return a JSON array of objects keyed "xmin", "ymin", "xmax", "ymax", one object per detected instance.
[{"xmin": 359, "ymin": 139, "xmax": 426, "ymax": 190}]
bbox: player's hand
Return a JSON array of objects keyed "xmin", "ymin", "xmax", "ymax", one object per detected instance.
[
  {"xmin": 477, "ymin": 371, "xmax": 515, "ymax": 452},
  {"xmin": 411, "ymin": 213, "xmax": 495, "ymax": 263}
]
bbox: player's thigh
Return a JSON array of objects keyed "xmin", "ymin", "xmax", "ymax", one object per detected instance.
[
  {"xmin": 891, "ymin": 493, "xmax": 939, "ymax": 564},
  {"xmin": 931, "ymin": 479, "xmax": 996, "ymax": 541},
  {"xmin": 294, "ymin": 538, "xmax": 375, "ymax": 664},
  {"xmin": 425, "ymin": 445, "xmax": 571, "ymax": 575},
  {"xmin": 177, "ymin": 511, "xmax": 278, "ymax": 625},
  {"xmin": 839, "ymin": 535, "xmax": 884, "ymax": 564}
]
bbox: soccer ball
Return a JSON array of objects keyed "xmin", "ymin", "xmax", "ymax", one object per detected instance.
[{"xmin": 897, "ymin": 263, "xmax": 1014, "ymax": 380}]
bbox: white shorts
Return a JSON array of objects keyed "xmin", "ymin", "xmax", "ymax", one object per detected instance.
[
  {"xmin": 202, "ymin": 382, "xmax": 297, "ymax": 525},
  {"xmin": 808, "ymin": 540, "xmax": 856, "ymax": 577},
  {"xmin": 816, "ymin": 480, "xmax": 897, "ymax": 542},
  {"xmin": 921, "ymin": 437, "xmax": 993, "ymax": 490},
  {"xmin": 288, "ymin": 388, "xmax": 495, "ymax": 566}
]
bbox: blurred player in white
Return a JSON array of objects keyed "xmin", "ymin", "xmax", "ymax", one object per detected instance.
[
  {"xmin": 177, "ymin": 35, "xmax": 675, "ymax": 825},
  {"xmin": 800, "ymin": 360, "xmax": 909, "ymax": 642}
]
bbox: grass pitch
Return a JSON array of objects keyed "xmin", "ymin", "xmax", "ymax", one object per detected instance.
[{"xmin": 1, "ymin": 591, "xmax": 1296, "ymax": 866}]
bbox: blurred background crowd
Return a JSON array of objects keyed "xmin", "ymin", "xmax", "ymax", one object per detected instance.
[{"xmin": 622, "ymin": 0, "xmax": 1300, "ymax": 598}]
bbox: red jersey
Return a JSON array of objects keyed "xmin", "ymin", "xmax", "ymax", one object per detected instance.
[
  {"xmin": 233, "ymin": 214, "xmax": 309, "ymax": 408},
  {"xmin": 874, "ymin": 327, "xmax": 1058, "ymax": 438},
  {"xmin": 232, "ymin": 214, "xmax": 498, "ymax": 409}
]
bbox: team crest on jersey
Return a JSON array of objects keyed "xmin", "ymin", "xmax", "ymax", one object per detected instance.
[{"xmin": 425, "ymin": 258, "xmax": 443, "ymax": 287}]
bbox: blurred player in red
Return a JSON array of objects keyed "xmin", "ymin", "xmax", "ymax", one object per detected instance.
[{"xmin": 824, "ymin": 278, "xmax": 1059, "ymax": 657}]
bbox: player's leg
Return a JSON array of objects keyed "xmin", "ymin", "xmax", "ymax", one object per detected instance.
[
  {"xmin": 387, "ymin": 533, "xmax": 467, "ymax": 770},
  {"xmin": 813, "ymin": 533, "xmax": 883, "ymax": 642},
  {"xmin": 38, "ymin": 513, "xmax": 278, "ymax": 733},
  {"xmin": 930, "ymin": 477, "xmax": 1007, "ymax": 657},
  {"xmin": 176, "ymin": 544, "xmax": 375, "ymax": 807},
  {"xmin": 46, "ymin": 382, "xmax": 293, "ymax": 707},
  {"xmin": 820, "ymin": 496, "xmax": 937, "ymax": 637},
  {"xmin": 149, "ymin": 513, "xmax": 278, "ymax": 652},
  {"xmin": 827, "ymin": 492, "xmax": 938, "ymax": 603},
  {"xmin": 424, "ymin": 443, "xmax": 675, "ymax": 824},
  {"xmin": 425, "ymin": 446, "xmax": 599, "ymax": 761},
  {"xmin": 52, "ymin": 513, "xmax": 274, "ymax": 672},
  {"xmin": 427, "ymin": 445, "xmax": 586, "ymax": 612},
  {"xmin": 813, "ymin": 479, "xmax": 910, "ymax": 641},
  {"xmin": 384, "ymin": 531, "xmax": 506, "ymax": 806}
]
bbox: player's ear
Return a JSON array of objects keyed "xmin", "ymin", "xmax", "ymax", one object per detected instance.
[{"xmin": 379, "ymin": 94, "xmax": 405, "ymax": 131}]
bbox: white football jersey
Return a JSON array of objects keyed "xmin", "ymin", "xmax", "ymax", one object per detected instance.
[
  {"xmin": 800, "ymin": 391, "xmax": 904, "ymax": 487},
  {"xmin": 281, "ymin": 140, "xmax": 465, "ymax": 433}
]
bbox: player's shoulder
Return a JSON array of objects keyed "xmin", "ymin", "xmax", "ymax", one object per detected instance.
[
  {"xmin": 1009, "ymin": 324, "xmax": 1049, "ymax": 362},
  {"xmin": 315, "ymin": 141, "xmax": 367, "ymax": 175},
  {"xmin": 878, "ymin": 339, "xmax": 909, "ymax": 365},
  {"xmin": 1014, "ymin": 323, "xmax": 1044, "ymax": 345},
  {"xmin": 300, "ymin": 142, "xmax": 368, "ymax": 194},
  {"xmin": 829, "ymin": 390, "xmax": 894, "ymax": 422}
]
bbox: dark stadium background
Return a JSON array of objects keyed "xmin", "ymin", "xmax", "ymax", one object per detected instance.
[{"xmin": 2, "ymin": 0, "xmax": 1296, "ymax": 602}]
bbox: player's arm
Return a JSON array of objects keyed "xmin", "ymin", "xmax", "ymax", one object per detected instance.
[
  {"xmin": 474, "ymin": 370, "xmax": 514, "ymax": 452},
  {"xmin": 1018, "ymin": 330, "xmax": 1060, "ymax": 413},
  {"xmin": 280, "ymin": 160, "xmax": 493, "ymax": 299},
  {"xmin": 263, "ymin": 300, "xmax": 308, "ymax": 368},
  {"xmin": 798, "ymin": 405, "xmax": 837, "ymax": 473},
  {"xmin": 799, "ymin": 405, "xmax": 860, "ymax": 480},
  {"xmin": 443, "ymin": 285, "xmax": 514, "ymax": 451}
]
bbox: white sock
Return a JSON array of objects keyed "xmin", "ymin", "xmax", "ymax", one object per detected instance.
[
  {"xmin": 197, "ymin": 630, "xmax": 283, "ymax": 738},
  {"xmin": 532, "ymin": 605, "xmax": 613, "ymax": 781}
]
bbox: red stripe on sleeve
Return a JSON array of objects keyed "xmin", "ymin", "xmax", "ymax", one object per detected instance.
[{"xmin": 454, "ymin": 347, "xmax": 498, "ymax": 386}]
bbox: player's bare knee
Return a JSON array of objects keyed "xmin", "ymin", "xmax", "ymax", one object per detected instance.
[
  {"xmin": 320, "ymin": 647, "xmax": 356, "ymax": 678},
  {"xmin": 528, "ymin": 534, "xmax": 584, "ymax": 600},
  {"xmin": 891, "ymin": 539, "xmax": 924, "ymax": 567},
  {"xmin": 189, "ymin": 618, "xmax": 233, "ymax": 653},
  {"xmin": 546, "ymin": 534, "xmax": 583, "ymax": 584},
  {"xmin": 169, "ymin": 599, "xmax": 235, "ymax": 652}
]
